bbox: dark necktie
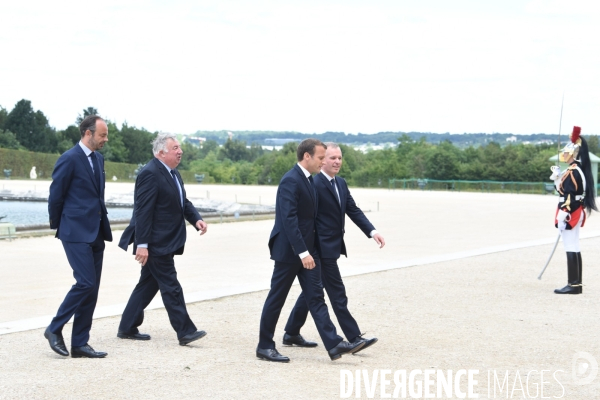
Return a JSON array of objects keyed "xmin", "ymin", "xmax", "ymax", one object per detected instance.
[
  {"xmin": 170, "ymin": 169, "xmax": 183, "ymax": 207},
  {"xmin": 308, "ymin": 175, "xmax": 317, "ymax": 205},
  {"xmin": 90, "ymin": 152, "xmax": 100, "ymax": 188},
  {"xmin": 330, "ymin": 178, "xmax": 340, "ymax": 204}
]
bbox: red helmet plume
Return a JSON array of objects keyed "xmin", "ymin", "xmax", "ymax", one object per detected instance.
[{"xmin": 571, "ymin": 126, "xmax": 581, "ymax": 144}]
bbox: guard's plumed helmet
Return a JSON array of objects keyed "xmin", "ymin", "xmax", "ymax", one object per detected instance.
[{"xmin": 559, "ymin": 126, "xmax": 582, "ymax": 162}]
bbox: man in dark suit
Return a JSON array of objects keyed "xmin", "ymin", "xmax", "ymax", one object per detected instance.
[
  {"xmin": 284, "ymin": 142, "xmax": 385, "ymax": 353},
  {"xmin": 45, "ymin": 115, "xmax": 113, "ymax": 358},
  {"xmin": 257, "ymin": 139, "xmax": 365, "ymax": 362},
  {"xmin": 117, "ymin": 132, "xmax": 208, "ymax": 346}
]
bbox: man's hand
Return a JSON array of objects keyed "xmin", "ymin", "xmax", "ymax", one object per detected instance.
[
  {"xmin": 373, "ymin": 233, "xmax": 386, "ymax": 248},
  {"xmin": 135, "ymin": 247, "xmax": 149, "ymax": 266},
  {"xmin": 196, "ymin": 220, "xmax": 208, "ymax": 235},
  {"xmin": 301, "ymin": 254, "xmax": 316, "ymax": 270}
]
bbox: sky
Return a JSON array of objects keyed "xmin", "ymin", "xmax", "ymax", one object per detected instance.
[{"xmin": 1, "ymin": 0, "xmax": 599, "ymax": 135}]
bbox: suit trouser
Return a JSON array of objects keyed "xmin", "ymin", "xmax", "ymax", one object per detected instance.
[
  {"xmin": 285, "ymin": 257, "xmax": 362, "ymax": 343},
  {"xmin": 259, "ymin": 258, "xmax": 343, "ymax": 351},
  {"xmin": 118, "ymin": 253, "xmax": 196, "ymax": 339},
  {"xmin": 49, "ymin": 231, "xmax": 105, "ymax": 347}
]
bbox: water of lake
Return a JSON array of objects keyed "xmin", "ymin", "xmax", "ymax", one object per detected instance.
[{"xmin": 0, "ymin": 201, "xmax": 132, "ymax": 227}]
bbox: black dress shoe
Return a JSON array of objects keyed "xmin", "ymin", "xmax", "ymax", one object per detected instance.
[
  {"xmin": 554, "ymin": 284, "xmax": 582, "ymax": 294},
  {"xmin": 71, "ymin": 344, "xmax": 107, "ymax": 358},
  {"xmin": 283, "ymin": 333, "xmax": 318, "ymax": 347},
  {"xmin": 179, "ymin": 330, "xmax": 207, "ymax": 346},
  {"xmin": 117, "ymin": 331, "xmax": 151, "ymax": 340},
  {"xmin": 44, "ymin": 327, "xmax": 69, "ymax": 357},
  {"xmin": 327, "ymin": 340, "xmax": 365, "ymax": 361},
  {"xmin": 351, "ymin": 336, "xmax": 378, "ymax": 354},
  {"xmin": 256, "ymin": 347, "xmax": 290, "ymax": 362}
]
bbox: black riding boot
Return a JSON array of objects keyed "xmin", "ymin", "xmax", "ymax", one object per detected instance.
[{"xmin": 554, "ymin": 252, "xmax": 582, "ymax": 294}]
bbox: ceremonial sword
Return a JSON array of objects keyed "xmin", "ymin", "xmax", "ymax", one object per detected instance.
[
  {"xmin": 538, "ymin": 233, "xmax": 561, "ymax": 280},
  {"xmin": 539, "ymin": 94, "xmax": 565, "ymax": 280}
]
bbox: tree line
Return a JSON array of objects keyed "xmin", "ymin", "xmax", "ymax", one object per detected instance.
[
  {"xmin": 192, "ymin": 130, "xmax": 596, "ymax": 148},
  {"xmin": 3, "ymin": 99, "xmax": 597, "ymax": 187},
  {"xmin": 181, "ymin": 135, "xmax": 569, "ymax": 186},
  {"xmin": 0, "ymin": 101, "xmax": 155, "ymax": 165}
]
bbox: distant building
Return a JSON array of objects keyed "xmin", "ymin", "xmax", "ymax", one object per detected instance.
[
  {"xmin": 506, "ymin": 136, "xmax": 517, "ymax": 143},
  {"xmin": 537, "ymin": 140, "xmax": 554, "ymax": 145},
  {"xmin": 184, "ymin": 136, "xmax": 207, "ymax": 147}
]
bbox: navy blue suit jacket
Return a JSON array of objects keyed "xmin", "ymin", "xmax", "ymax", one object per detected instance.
[
  {"xmin": 268, "ymin": 164, "xmax": 319, "ymax": 262},
  {"xmin": 315, "ymin": 172, "xmax": 374, "ymax": 259},
  {"xmin": 119, "ymin": 158, "xmax": 202, "ymax": 256},
  {"xmin": 48, "ymin": 144, "xmax": 112, "ymax": 243}
]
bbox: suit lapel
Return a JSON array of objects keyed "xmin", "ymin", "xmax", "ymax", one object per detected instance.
[
  {"xmin": 318, "ymin": 173, "xmax": 341, "ymax": 210},
  {"xmin": 97, "ymin": 155, "xmax": 104, "ymax": 195},
  {"xmin": 75, "ymin": 145, "xmax": 100, "ymax": 194},
  {"xmin": 156, "ymin": 159, "xmax": 183, "ymax": 210},
  {"xmin": 337, "ymin": 176, "xmax": 347, "ymax": 215},
  {"xmin": 294, "ymin": 165, "xmax": 316, "ymax": 211}
]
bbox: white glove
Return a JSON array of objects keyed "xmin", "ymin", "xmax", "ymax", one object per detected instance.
[
  {"xmin": 556, "ymin": 209, "xmax": 570, "ymax": 223},
  {"xmin": 556, "ymin": 209, "xmax": 570, "ymax": 231},
  {"xmin": 549, "ymin": 166, "xmax": 561, "ymax": 181}
]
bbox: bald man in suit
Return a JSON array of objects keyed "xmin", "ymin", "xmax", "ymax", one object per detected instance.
[{"xmin": 45, "ymin": 115, "xmax": 112, "ymax": 358}]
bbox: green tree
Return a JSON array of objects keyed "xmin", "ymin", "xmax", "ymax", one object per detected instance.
[
  {"xmin": 426, "ymin": 141, "xmax": 460, "ymax": 180},
  {"xmin": 248, "ymin": 142, "xmax": 265, "ymax": 161},
  {"xmin": 337, "ymin": 144, "xmax": 366, "ymax": 182},
  {"xmin": 76, "ymin": 107, "xmax": 99, "ymax": 124},
  {"xmin": 4, "ymin": 99, "xmax": 57, "ymax": 153},
  {"xmin": 458, "ymin": 146, "xmax": 485, "ymax": 180},
  {"xmin": 0, "ymin": 129, "xmax": 22, "ymax": 149},
  {"xmin": 57, "ymin": 125, "xmax": 80, "ymax": 146},
  {"xmin": 219, "ymin": 139, "xmax": 250, "ymax": 162},
  {"xmin": 0, "ymin": 106, "xmax": 7, "ymax": 130},
  {"xmin": 98, "ymin": 121, "xmax": 128, "ymax": 162},
  {"xmin": 178, "ymin": 142, "xmax": 201, "ymax": 170},
  {"xmin": 235, "ymin": 161, "xmax": 260, "ymax": 184},
  {"xmin": 479, "ymin": 142, "xmax": 504, "ymax": 180},
  {"xmin": 586, "ymin": 135, "xmax": 600, "ymax": 156},
  {"xmin": 120, "ymin": 123, "xmax": 154, "ymax": 164}
]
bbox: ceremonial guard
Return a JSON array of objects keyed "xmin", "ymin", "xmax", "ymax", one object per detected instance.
[{"xmin": 551, "ymin": 126, "xmax": 597, "ymax": 294}]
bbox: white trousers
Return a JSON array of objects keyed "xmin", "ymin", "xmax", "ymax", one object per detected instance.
[{"xmin": 561, "ymin": 217, "xmax": 583, "ymax": 252}]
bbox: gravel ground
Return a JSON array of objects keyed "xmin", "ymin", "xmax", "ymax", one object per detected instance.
[{"xmin": 1, "ymin": 238, "xmax": 599, "ymax": 399}]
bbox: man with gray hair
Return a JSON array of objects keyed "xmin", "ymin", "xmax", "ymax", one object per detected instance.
[{"xmin": 118, "ymin": 132, "xmax": 208, "ymax": 346}]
